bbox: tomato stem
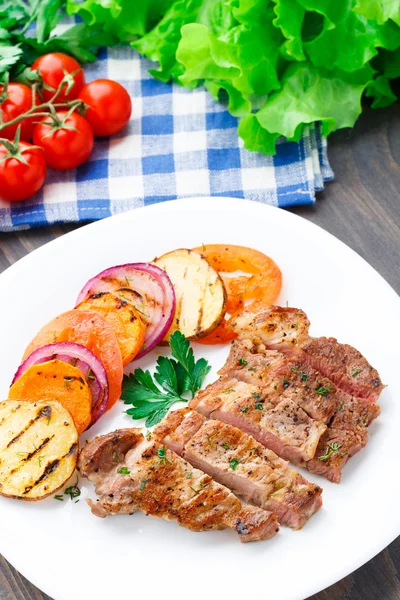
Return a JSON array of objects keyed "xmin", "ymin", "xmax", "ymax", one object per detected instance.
[{"xmin": 0, "ymin": 72, "xmax": 86, "ymax": 134}]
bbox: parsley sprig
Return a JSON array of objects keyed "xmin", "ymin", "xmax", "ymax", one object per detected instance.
[{"xmin": 122, "ymin": 331, "xmax": 211, "ymax": 427}]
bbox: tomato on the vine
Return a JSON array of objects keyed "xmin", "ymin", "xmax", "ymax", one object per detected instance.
[
  {"xmin": 31, "ymin": 53, "xmax": 85, "ymax": 102},
  {"xmin": 0, "ymin": 83, "xmax": 34, "ymax": 141},
  {"xmin": 33, "ymin": 110, "xmax": 94, "ymax": 170},
  {"xmin": 78, "ymin": 79, "xmax": 132, "ymax": 136},
  {"xmin": 0, "ymin": 134, "xmax": 46, "ymax": 202}
]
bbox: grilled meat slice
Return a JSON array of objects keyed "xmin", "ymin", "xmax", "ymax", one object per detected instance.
[
  {"xmin": 78, "ymin": 429, "xmax": 142, "ymax": 517},
  {"xmin": 300, "ymin": 337, "xmax": 384, "ymax": 403},
  {"xmin": 155, "ymin": 409, "xmax": 323, "ymax": 530},
  {"xmin": 230, "ymin": 304, "xmax": 310, "ymax": 350},
  {"xmin": 219, "ymin": 340, "xmax": 284, "ymax": 384},
  {"xmin": 190, "ymin": 377, "xmax": 326, "ymax": 466},
  {"xmin": 307, "ymin": 428, "xmax": 365, "ymax": 483},
  {"xmin": 271, "ymin": 357, "xmax": 338, "ymax": 423},
  {"xmin": 331, "ymin": 389, "xmax": 379, "ymax": 432},
  {"xmin": 79, "ymin": 429, "xmax": 279, "ymax": 542},
  {"xmin": 221, "ymin": 342, "xmax": 338, "ymax": 424}
]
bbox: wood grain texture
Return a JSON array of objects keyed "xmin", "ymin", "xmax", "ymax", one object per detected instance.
[{"xmin": 0, "ymin": 105, "xmax": 399, "ymax": 600}]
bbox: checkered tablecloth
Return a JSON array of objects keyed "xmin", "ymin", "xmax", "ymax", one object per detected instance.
[{"xmin": 0, "ymin": 45, "xmax": 334, "ymax": 232}]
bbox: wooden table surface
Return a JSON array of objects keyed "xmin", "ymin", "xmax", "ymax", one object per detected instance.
[{"xmin": 0, "ymin": 105, "xmax": 399, "ymax": 600}]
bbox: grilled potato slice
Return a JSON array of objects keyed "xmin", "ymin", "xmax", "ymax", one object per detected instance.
[
  {"xmin": 154, "ymin": 248, "xmax": 226, "ymax": 341},
  {"xmin": 0, "ymin": 399, "xmax": 78, "ymax": 500}
]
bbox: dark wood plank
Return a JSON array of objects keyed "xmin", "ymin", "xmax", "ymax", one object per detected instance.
[{"xmin": 0, "ymin": 104, "xmax": 399, "ymax": 600}]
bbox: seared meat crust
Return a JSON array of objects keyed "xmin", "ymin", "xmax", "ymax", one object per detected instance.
[
  {"xmin": 155, "ymin": 409, "xmax": 323, "ymax": 529},
  {"xmin": 230, "ymin": 304, "xmax": 310, "ymax": 349},
  {"xmin": 79, "ymin": 429, "xmax": 279, "ymax": 542},
  {"xmin": 301, "ymin": 337, "xmax": 384, "ymax": 403}
]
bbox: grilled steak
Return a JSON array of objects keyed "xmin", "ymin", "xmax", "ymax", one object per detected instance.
[
  {"xmin": 307, "ymin": 428, "xmax": 365, "ymax": 483},
  {"xmin": 230, "ymin": 304, "xmax": 310, "ymax": 350},
  {"xmin": 189, "ymin": 377, "xmax": 327, "ymax": 466},
  {"xmin": 220, "ymin": 341, "xmax": 338, "ymax": 423},
  {"xmin": 154, "ymin": 409, "xmax": 323, "ymax": 530},
  {"xmin": 300, "ymin": 337, "xmax": 384, "ymax": 403},
  {"xmin": 219, "ymin": 340, "xmax": 284, "ymax": 383},
  {"xmin": 331, "ymin": 389, "xmax": 379, "ymax": 433},
  {"xmin": 79, "ymin": 429, "xmax": 279, "ymax": 542}
]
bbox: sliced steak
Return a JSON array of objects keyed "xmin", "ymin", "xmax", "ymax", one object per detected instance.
[
  {"xmin": 300, "ymin": 337, "xmax": 384, "ymax": 403},
  {"xmin": 219, "ymin": 340, "xmax": 284, "ymax": 384},
  {"xmin": 220, "ymin": 342, "xmax": 337, "ymax": 424},
  {"xmin": 307, "ymin": 428, "xmax": 365, "ymax": 483},
  {"xmin": 230, "ymin": 304, "xmax": 310, "ymax": 350},
  {"xmin": 79, "ymin": 428, "xmax": 279, "ymax": 542},
  {"xmin": 155, "ymin": 409, "xmax": 323, "ymax": 530},
  {"xmin": 190, "ymin": 377, "xmax": 326, "ymax": 466},
  {"xmin": 331, "ymin": 389, "xmax": 380, "ymax": 432}
]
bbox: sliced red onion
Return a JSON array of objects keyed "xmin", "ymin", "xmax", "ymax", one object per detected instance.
[
  {"xmin": 12, "ymin": 342, "xmax": 109, "ymax": 427},
  {"xmin": 76, "ymin": 263, "xmax": 175, "ymax": 359}
]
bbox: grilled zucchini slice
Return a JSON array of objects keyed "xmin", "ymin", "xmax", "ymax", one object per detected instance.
[
  {"xmin": 154, "ymin": 248, "xmax": 226, "ymax": 341},
  {"xmin": 0, "ymin": 399, "xmax": 78, "ymax": 500}
]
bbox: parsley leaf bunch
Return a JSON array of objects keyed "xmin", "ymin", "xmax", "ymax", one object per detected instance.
[{"xmin": 122, "ymin": 331, "xmax": 211, "ymax": 427}]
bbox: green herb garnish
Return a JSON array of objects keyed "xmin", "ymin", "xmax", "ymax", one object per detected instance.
[
  {"xmin": 122, "ymin": 331, "xmax": 211, "ymax": 427},
  {"xmin": 241, "ymin": 406, "xmax": 249, "ymax": 413},
  {"xmin": 157, "ymin": 445, "xmax": 172, "ymax": 465},
  {"xmin": 255, "ymin": 403, "xmax": 263, "ymax": 410},
  {"xmin": 229, "ymin": 458, "xmax": 239, "ymax": 470},
  {"xmin": 118, "ymin": 467, "xmax": 130, "ymax": 475},
  {"xmin": 222, "ymin": 442, "xmax": 231, "ymax": 450},
  {"xmin": 318, "ymin": 443, "xmax": 342, "ymax": 462},
  {"xmin": 238, "ymin": 358, "xmax": 248, "ymax": 366},
  {"xmin": 140, "ymin": 479, "xmax": 148, "ymax": 490},
  {"xmin": 64, "ymin": 479, "xmax": 81, "ymax": 501},
  {"xmin": 351, "ymin": 369, "xmax": 362, "ymax": 377},
  {"xmin": 315, "ymin": 385, "xmax": 331, "ymax": 396},
  {"xmin": 300, "ymin": 371, "xmax": 308, "ymax": 382}
]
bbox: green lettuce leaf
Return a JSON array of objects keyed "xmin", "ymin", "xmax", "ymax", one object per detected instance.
[
  {"xmin": 67, "ymin": 0, "xmax": 173, "ymax": 41},
  {"xmin": 354, "ymin": 0, "xmax": 400, "ymax": 26},
  {"xmin": 131, "ymin": 0, "xmax": 203, "ymax": 82},
  {"xmin": 239, "ymin": 63, "xmax": 367, "ymax": 154},
  {"xmin": 366, "ymin": 74, "xmax": 397, "ymax": 106}
]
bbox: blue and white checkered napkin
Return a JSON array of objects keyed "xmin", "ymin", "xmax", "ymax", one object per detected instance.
[{"xmin": 0, "ymin": 46, "xmax": 334, "ymax": 232}]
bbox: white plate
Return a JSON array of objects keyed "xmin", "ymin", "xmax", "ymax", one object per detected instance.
[{"xmin": 0, "ymin": 197, "xmax": 399, "ymax": 600}]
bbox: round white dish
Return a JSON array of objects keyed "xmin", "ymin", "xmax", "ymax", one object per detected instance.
[{"xmin": 0, "ymin": 197, "xmax": 399, "ymax": 600}]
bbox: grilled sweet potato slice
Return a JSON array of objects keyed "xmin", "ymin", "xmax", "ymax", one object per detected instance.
[
  {"xmin": 23, "ymin": 310, "xmax": 123, "ymax": 409},
  {"xmin": 0, "ymin": 399, "xmax": 78, "ymax": 500},
  {"xmin": 9, "ymin": 360, "xmax": 92, "ymax": 434},
  {"xmin": 76, "ymin": 292, "xmax": 146, "ymax": 366}
]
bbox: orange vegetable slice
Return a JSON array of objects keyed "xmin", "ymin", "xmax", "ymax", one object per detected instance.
[
  {"xmin": 193, "ymin": 244, "xmax": 282, "ymax": 344},
  {"xmin": 23, "ymin": 310, "xmax": 123, "ymax": 409},
  {"xmin": 76, "ymin": 292, "xmax": 146, "ymax": 366},
  {"xmin": 9, "ymin": 359, "xmax": 92, "ymax": 434}
]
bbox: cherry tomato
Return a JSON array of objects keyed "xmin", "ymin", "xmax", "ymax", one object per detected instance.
[
  {"xmin": 78, "ymin": 79, "xmax": 132, "ymax": 136},
  {"xmin": 31, "ymin": 53, "xmax": 85, "ymax": 102},
  {"xmin": 0, "ymin": 83, "xmax": 34, "ymax": 141},
  {"xmin": 0, "ymin": 140, "xmax": 46, "ymax": 202},
  {"xmin": 33, "ymin": 111, "xmax": 94, "ymax": 170}
]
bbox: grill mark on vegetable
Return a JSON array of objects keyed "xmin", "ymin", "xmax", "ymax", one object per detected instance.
[
  {"xmin": 118, "ymin": 287, "xmax": 143, "ymax": 300},
  {"xmin": 22, "ymin": 442, "xmax": 77, "ymax": 495},
  {"xmin": 6, "ymin": 406, "xmax": 52, "ymax": 447},
  {"xmin": 23, "ymin": 460, "xmax": 60, "ymax": 494},
  {"xmin": 7, "ymin": 436, "xmax": 54, "ymax": 477}
]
